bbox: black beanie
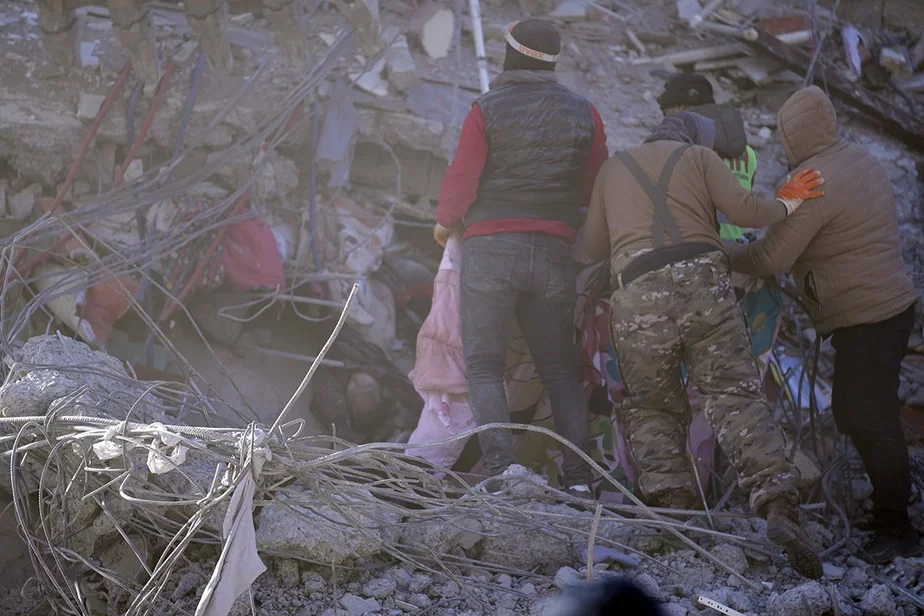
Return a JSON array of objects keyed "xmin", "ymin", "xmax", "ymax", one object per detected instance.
[
  {"xmin": 504, "ymin": 19, "xmax": 561, "ymax": 72},
  {"xmin": 657, "ymin": 73, "xmax": 715, "ymax": 110}
]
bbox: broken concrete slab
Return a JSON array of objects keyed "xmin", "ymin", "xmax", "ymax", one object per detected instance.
[
  {"xmin": 675, "ymin": 0, "xmax": 703, "ymax": 22},
  {"xmin": 383, "ymin": 27, "xmax": 420, "ymax": 93},
  {"xmin": 317, "ymin": 81, "xmax": 359, "ymax": 189},
  {"xmin": 262, "ymin": 0, "xmax": 307, "ymax": 66},
  {"xmin": 352, "ymin": 57, "xmax": 389, "ymax": 97},
  {"xmin": 110, "ymin": 0, "xmax": 161, "ymax": 85},
  {"xmin": 77, "ymin": 92, "xmax": 106, "ymax": 119},
  {"xmin": 550, "ymin": 1, "xmax": 588, "ymax": 20},
  {"xmin": 185, "ymin": 0, "xmax": 233, "ymax": 72},
  {"xmin": 412, "ymin": 3, "xmax": 455, "ymax": 59},
  {"xmin": 357, "ymin": 108, "xmax": 448, "ymax": 157},
  {"xmin": 255, "ymin": 492, "xmax": 401, "ymax": 565},
  {"xmin": 79, "ymin": 40, "xmax": 99, "ymax": 67},
  {"xmin": 334, "ymin": 0, "xmax": 382, "ymax": 60}
]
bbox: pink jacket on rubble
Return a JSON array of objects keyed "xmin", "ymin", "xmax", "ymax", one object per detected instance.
[{"xmin": 406, "ymin": 235, "xmax": 476, "ymax": 469}]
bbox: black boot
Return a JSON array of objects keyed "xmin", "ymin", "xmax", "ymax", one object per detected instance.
[
  {"xmin": 765, "ymin": 497, "xmax": 824, "ymax": 579},
  {"xmin": 864, "ymin": 522, "xmax": 923, "ymax": 565}
]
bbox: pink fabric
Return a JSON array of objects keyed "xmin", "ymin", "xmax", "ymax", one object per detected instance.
[
  {"xmin": 222, "ymin": 218, "xmax": 286, "ymax": 292},
  {"xmin": 406, "ymin": 236, "xmax": 475, "ymax": 467}
]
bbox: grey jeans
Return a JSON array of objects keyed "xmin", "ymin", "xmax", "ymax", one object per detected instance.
[{"xmin": 460, "ymin": 232, "xmax": 592, "ymax": 486}]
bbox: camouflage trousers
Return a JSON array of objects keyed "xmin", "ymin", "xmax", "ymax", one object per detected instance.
[{"xmin": 609, "ymin": 251, "xmax": 799, "ymax": 513}]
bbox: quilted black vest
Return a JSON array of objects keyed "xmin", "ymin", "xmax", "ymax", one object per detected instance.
[{"xmin": 464, "ymin": 70, "xmax": 595, "ymax": 229}]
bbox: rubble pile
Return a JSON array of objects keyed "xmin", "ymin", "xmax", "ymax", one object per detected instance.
[
  {"xmin": 0, "ymin": 0, "xmax": 924, "ymax": 615},
  {"xmin": 0, "ymin": 338, "xmax": 917, "ymax": 616},
  {"xmin": 2, "ymin": 336, "xmax": 924, "ymax": 615}
]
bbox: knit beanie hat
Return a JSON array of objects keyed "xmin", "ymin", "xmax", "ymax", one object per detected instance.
[
  {"xmin": 657, "ymin": 73, "xmax": 715, "ymax": 110},
  {"xmin": 503, "ymin": 19, "xmax": 561, "ymax": 72}
]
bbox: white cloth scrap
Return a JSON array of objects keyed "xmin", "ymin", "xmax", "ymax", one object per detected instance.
[
  {"xmin": 145, "ymin": 423, "xmax": 189, "ymax": 474},
  {"xmin": 195, "ymin": 428, "xmax": 269, "ymax": 616}
]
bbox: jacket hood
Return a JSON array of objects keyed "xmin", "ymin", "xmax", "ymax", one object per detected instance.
[
  {"xmin": 777, "ymin": 86, "xmax": 841, "ymax": 167},
  {"xmin": 645, "ymin": 112, "xmax": 716, "ymax": 149},
  {"xmin": 687, "ymin": 103, "xmax": 747, "ymax": 159}
]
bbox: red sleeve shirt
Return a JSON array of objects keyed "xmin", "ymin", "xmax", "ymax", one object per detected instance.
[{"xmin": 436, "ymin": 102, "xmax": 609, "ymax": 242}]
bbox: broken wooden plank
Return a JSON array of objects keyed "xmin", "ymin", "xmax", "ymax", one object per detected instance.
[
  {"xmin": 694, "ymin": 57, "xmax": 746, "ymax": 71},
  {"xmin": 625, "ymin": 29, "xmax": 647, "ymax": 55},
  {"xmin": 632, "ymin": 42, "xmax": 748, "ymax": 65},
  {"xmin": 634, "ymin": 30, "xmax": 677, "ymax": 47},
  {"xmin": 746, "ymin": 27, "xmax": 924, "ymax": 149}
]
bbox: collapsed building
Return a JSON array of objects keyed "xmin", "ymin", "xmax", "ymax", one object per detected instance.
[{"xmin": 1, "ymin": 0, "xmax": 924, "ymax": 614}]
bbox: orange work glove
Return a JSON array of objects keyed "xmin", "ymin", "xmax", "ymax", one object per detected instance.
[
  {"xmin": 775, "ymin": 168, "xmax": 826, "ymax": 215},
  {"xmin": 433, "ymin": 223, "xmax": 453, "ymax": 247}
]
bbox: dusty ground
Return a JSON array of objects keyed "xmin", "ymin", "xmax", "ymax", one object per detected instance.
[{"xmin": 1, "ymin": 0, "xmax": 924, "ymax": 615}]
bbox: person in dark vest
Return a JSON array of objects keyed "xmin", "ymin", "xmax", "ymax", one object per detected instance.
[
  {"xmin": 582, "ymin": 111, "xmax": 827, "ymax": 579},
  {"xmin": 433, "ymin": 19, "xmax": 608, "ymax": 496}
]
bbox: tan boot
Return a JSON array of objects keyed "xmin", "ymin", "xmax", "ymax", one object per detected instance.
[{"xmin": 765, "ymin": 497, "xmax": 823, "ymax": 579}]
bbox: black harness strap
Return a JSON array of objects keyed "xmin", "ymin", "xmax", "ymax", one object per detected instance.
[{"xmin": 615, "ymin": 144, "xmax": 691, "ymax": 249}]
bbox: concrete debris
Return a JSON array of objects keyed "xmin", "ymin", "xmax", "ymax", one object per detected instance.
[
  {"xmin": 710, "ymin": 544, "xmax": 749, "ymax": 575},
  {"xmin": 550, "ymin": 1, "xmax": 589, "ymax": 21},
  {"xmin": 8, "ymin": 185, "xmax": 36, "ymax": 220},
  {"xmin": 859, "ymin": 584, "xmax": 898, "ymax": 616},
  {"xmin": 79, "ymin": 41, "xmax": 99, "ymax": 67},
  {"xmin": 841, "ymin": 26, "xmax": 865, "ymax": 81},
  {"xmin": 339, "ymin": 593, "xmax": 380, "ymax": 616},
  {"xmin": 351, "ymin": 57, "xmax": 389, "ymax": 97},
  {"xmin": 383, "ymin": 26, "xmax": 420, "ymax": 93},
  {"xmin": 362, "ymin": 577, "xmax": 397, "ymax": 599},
  {"xmin": 553, "ymin": 566, "xmax": 582, "ymax": 589},
  {"xmin": 0, "ymin": 2, "xmax": 923, "ymax": 614},
  {"xmin": 77, "ymin": 92, "xmax": 106, "ymax": 120},
  {"xmin": 255, "ymin": 492, "xmax": 401, "ymax": 565},
  {"xmin": 767, "ymin": 582, "xmax": 831, "ymax": 616},
  {"xmin": 880, "ymin": 46, "xmax": 913, "ymax": 77},
  {"xmin": 676, "ymin": 0, "xmax": 703, "ymax": 23},
  {"xmin": 413, "ymin": 3, "xmax": 455, "ymax": 59}
]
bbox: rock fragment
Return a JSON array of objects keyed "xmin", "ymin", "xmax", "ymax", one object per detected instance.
[
  {"xmin": 768, "ymin": 581, "xmax": 831, "ymax": 616},
  {"xmin": 362, "ymin": 577, "xmax": 397, "ymax": 600},
  {"xmin": 413, "ymin": 3, "xmax": 454, "ymax": 59},
  {"xmin": 77, "ymin": 92, "xmax": 106, "ymax": 119},
  {"xmin": 712, "ymin": 544, "xmax": 749, "ymax": 575},
  {"xmin": 554, "ymin": 566, "xmax": 582, "ymax": 589},
  {"xmin": 339, "ymin": 593, "xmax": 380, "ymax": 616},
  {"xmin": 8, "ymin": 186, "xmax": 37, "ymax": 220},
  {"xmin": 859, "ymin": 584, "xmax": 896, "ymax": 616},
  {"xmin": 383, "ymin": 26, "xmax": 420, "ymax": 93},
  {"xmin": 550, "ymin": 1, "xmax": 588, "ymax": 20}
]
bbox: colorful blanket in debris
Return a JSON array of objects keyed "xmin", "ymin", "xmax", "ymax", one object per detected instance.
[{"xmin": 162, "ymin": 197, "xmax": 227, "ymax": 295}]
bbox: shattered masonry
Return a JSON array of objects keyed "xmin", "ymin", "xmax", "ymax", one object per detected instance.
[{"xmin": 1, "ymin": 0, "xmax": 924, "ymax": 615}]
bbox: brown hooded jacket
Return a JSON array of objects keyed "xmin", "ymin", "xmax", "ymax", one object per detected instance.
[{"xmin": 728, "ymin": 86, "xmax": 917, "ymax": 334}]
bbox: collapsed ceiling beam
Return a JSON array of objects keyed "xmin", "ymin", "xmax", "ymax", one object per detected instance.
[{"xmin": 746, "ymin": 27, "xmax": 924, "ymax": 150}]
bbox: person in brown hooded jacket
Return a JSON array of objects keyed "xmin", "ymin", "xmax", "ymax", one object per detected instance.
[{"xmin": 729, "ymin": 86, "xmax": 921, "ymax": 564}]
